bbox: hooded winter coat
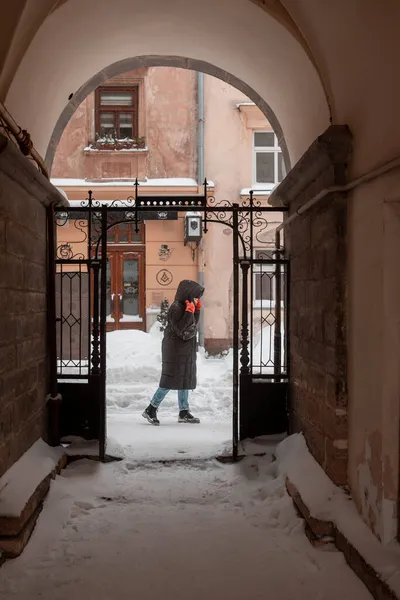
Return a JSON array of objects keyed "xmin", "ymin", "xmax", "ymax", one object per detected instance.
[{"xmin": 159, "ymin": 280, "xmax": 205, "ymax": 390}]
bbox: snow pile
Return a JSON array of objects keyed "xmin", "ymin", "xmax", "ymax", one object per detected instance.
[
  {"xmin": 106, "ymin": 326, "xmax": 162, "ymax": 387},
  {"xmin": 0, "ymin": 452, "xmax": 371, "ymax": 600},
  {"xmin": 277, "ymin": 433, "xmax": 400, "ymax": 595},
  {"xmin": 0, "ymin": 439, "xmax": 64, "ymax": 518},
  {"xmin": 62, "ymin": 436, "xmax": 100, "ymax": 457},
  {"xmin": 276, "ymin": 433, "xmax": 340, "ymax": 519},
  {"xmin": 106, "ymin": 324, "xmax": 232, "ymax": 419}
]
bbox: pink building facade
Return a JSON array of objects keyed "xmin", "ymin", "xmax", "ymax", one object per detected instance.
[{"xmin": 52, "ymin": 67, "xmax": 284, "ymax": 353}]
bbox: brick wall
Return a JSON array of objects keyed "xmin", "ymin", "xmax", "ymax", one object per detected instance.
[
  {"xmin": 270, "ymin": 125, "xmax": 352, "ymax": 486},
  {"xmin": 0, "ymin": 135, "xmax": 66, "ymax": 477}
]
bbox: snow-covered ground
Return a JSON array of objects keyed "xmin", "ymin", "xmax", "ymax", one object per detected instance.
[
  {"xmin": 0, "ymin": 450, "xmax": 371, "ymax": 599},
  {"xmin": 105, "ymin": 323, "xmax": 286, "ymax": 460},
  {"xmin": 106, "ymin": 326, "xmax": 233, "ymax": 460},
  {"xmin": 107, "ymin": 414, "xmax": 233, "ymax": 461}
]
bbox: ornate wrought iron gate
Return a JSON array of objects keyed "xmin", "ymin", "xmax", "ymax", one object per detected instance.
[{"xmin": 51, "ymin": 182, "xmax": 289, "ymax": 460}]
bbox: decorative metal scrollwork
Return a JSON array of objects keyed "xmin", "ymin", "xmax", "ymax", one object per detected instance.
[
  {"xmin": 255, "ymin": 249, "xmax": 278, "ymax": 261},
  {"xmin": 254, "ymin": 213, "xmax": 270, "ymax": 246},
  {"xmin": 55, "ymin": 211, "xmax": 69, "ymax": 226},
  {"xmin": 108, "ymin": 196, "xmax": 136, "ymax": 208},
  {"xmin": 57, "ymin": 243, "xmax": 73, "ymax": 259},
  {"xmin": 55, "ymin": 216, "xmax": 87, "ymax": 260},
  {"xmin": 205, "ymin": 195, "xmax": 233, "ymax": 228}
]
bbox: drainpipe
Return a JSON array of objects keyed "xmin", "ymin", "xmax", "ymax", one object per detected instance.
[
  {"xmin": 274, "ymin": 154, "xmax": 400, "ymax": 249},
  {"xmin": 197, "ymin": 72, "xmax": 205, "ymax": 185},
  {"xmin": 0, "ymin": 101, "xmax": 49, "ymax": 178},
  {"xmin": 197, "ymin": 72, "xmax": 205, "ymax": 347}
]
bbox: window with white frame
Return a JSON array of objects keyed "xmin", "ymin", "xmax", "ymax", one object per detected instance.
[
  {"xmin": 252, "ymin": 131, "xmax": 285, "ymax": 187},
  {"xmin": 253, "ymin": 249, "xmax": 285, "ymax": 308}
]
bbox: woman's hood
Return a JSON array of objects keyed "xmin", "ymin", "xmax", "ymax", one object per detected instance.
[{"xmin": 174, "ymin": 280, "xmax": 204, "ymax": 303}]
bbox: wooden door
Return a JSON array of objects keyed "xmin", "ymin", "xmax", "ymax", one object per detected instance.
[{"xmin": 104, "ymin": 249, "xmax": 145, "ymax": 331}]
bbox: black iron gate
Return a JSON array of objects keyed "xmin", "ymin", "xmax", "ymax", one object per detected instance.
[{"xmin": 51, "ymin": 182, "xmax": 288, "ymax": 460}]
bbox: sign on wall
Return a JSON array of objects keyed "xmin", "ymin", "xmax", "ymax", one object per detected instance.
[
  {"xmin": 156, "ymin": 269, "xmax": 173, "ymax": 286},
  {"xmin": 138, "ymin": 211, "xmax": 178, "ymax": 220},
  {"xmin": 158, "ymin": 245, "xmax": 174, "ymax": 261}
]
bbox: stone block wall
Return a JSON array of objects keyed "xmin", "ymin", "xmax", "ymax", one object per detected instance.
[
  {"xmin": 270, "ymin": 125, "xmax": 352, "ymax": 486},
  {"xmin": 0, "ymin": 135, "xmax": 66, "ymax": 477}
]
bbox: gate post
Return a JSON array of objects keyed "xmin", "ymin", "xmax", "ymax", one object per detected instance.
[
  {"xmin": 274, "ymin": 247, "xmax": 282, "ymax": 377},
  {"xmin": 240, "ymin": 260, "xmax": 250, "ymax": 375},
  {"xmin": 99, "ymin": 206, "xmax": 108, "ymax": 461},
  {"xmin": 239, "ymin": 259, "xmax": 251, "ymax": 444},
  {"xmin": 232, "ymin": 205, "xmax": 239, "ymax": 461},
  {"xmin": 46, "ymin": 203, "xmax": 61, "ymax": 446},
  {"xmin": 91, "ymin": 261, "xmax": 101, "ymax": 375}
]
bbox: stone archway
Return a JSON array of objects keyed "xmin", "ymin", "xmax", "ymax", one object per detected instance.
[{"xmin": 45, "ymin": 55, "xmax": 291, "ymax": 174}]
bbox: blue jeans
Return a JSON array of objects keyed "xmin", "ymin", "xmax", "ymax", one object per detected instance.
[{"xmin": 150, "ymin": 387, "xmax": 189, "ymax": 411}]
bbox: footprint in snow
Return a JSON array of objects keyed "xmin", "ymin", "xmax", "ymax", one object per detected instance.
[{"xmin": 74, "ymin": 501, "xmax": 96, "ymax": 511}]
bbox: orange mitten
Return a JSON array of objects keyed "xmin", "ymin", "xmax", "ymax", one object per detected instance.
[
  {"xmin": 185, "ymin": 300, "xmax": 195, "ymax": 313},
  {"xmin": 195, "ymin": 298, "xmax": 202, "ymax": 311}
]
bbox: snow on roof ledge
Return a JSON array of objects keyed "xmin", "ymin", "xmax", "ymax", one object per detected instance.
[
  {"xmin": 240, "ymin": 187, "xmax": 273, "ymax": 196},
  {"xmin": 55, "ymin": 186, "xmax": 69, "ymax": 201},
  {"xmin": 236, "ymin": 102, "xmax": 256, "ymax": 108},
  {"xmin": 51, "ymin": 178, "xmax": 215, "ymax": 188}
]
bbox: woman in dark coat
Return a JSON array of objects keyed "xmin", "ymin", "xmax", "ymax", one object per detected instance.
[{"xmin": 143, "ymin": 280, "xmax": 204, "ymax": 425}]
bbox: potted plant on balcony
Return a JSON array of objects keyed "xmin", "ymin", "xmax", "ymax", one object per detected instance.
[{"xmin": 89, "ymin": 131, "xmax": 146, "ymax": 151}]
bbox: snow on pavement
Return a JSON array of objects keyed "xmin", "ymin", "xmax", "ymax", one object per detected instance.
[
  {"xmin": 107, "ymin": 414, "xmax": 232, "ymax": 461},
  {"xmin": 0, "ymin": 452, "xmax": 371, "ymax": 600}
]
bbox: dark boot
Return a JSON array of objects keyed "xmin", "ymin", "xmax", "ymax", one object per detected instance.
[
  {"xmin": 178, "ymin": 410, "xmax": 200, "ymax": 424},
  {"xmin": 142, "ymin": 404, "xmax": 160, "ymax": 425}
]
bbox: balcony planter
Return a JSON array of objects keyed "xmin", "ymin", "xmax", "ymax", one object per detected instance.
[{"xmin": 88, "ymin": 136, "xmax": 146, "ymax": 151}]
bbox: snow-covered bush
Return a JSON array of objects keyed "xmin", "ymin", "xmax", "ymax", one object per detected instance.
[{"xmin": 157, "ymin": 298, "xmax": 170, "ymax": 332}]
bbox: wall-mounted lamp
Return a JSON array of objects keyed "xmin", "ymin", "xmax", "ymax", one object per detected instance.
[{"xmin": 184, "ymin": 212, "xmax": 202, "ymax": 243}]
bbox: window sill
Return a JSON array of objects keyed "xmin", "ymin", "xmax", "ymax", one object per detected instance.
[
  {"xmin": 83, "ymin": 146, "xmax": 149, "ymax": 155},
  {"xmin": 240, "ymin": 183, "xmax": 279, "ymax": 196},
  {"xmin": 253, "ymin": 301, "xmax": 285, "ymax": 309},
  {"xmin": 119, "ymin": 315, "xmax": 143, "ymax": 323}
]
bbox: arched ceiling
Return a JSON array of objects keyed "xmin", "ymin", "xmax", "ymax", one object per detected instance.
[
  {"xmin": 1, "ymin": 0, "xmax": 400, "ymax": 173},
  {"xmin": 2, "ymin": 0, "xmax": 330, "ymax": 166},
  {"xmin": 281, "ymin": 0, "xmax": 400, "ymax": 173}
]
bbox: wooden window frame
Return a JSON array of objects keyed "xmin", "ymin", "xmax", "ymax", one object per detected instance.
[
  {"xmin": 95, "ymin": 85, "xmax": 139, "ymax": 140},
  {"xmin": 106, "ymin": 222, "xmax": 145, "ymax": 245}
]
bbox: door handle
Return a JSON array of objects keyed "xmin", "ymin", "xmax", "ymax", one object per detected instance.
[
  {"xmin": 118, "ymin": 293, "xmax": 123, "ymax": 301},
  {"xmin": 110, "ymin": 293, "xmax": 116, "ymax": 313}
]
